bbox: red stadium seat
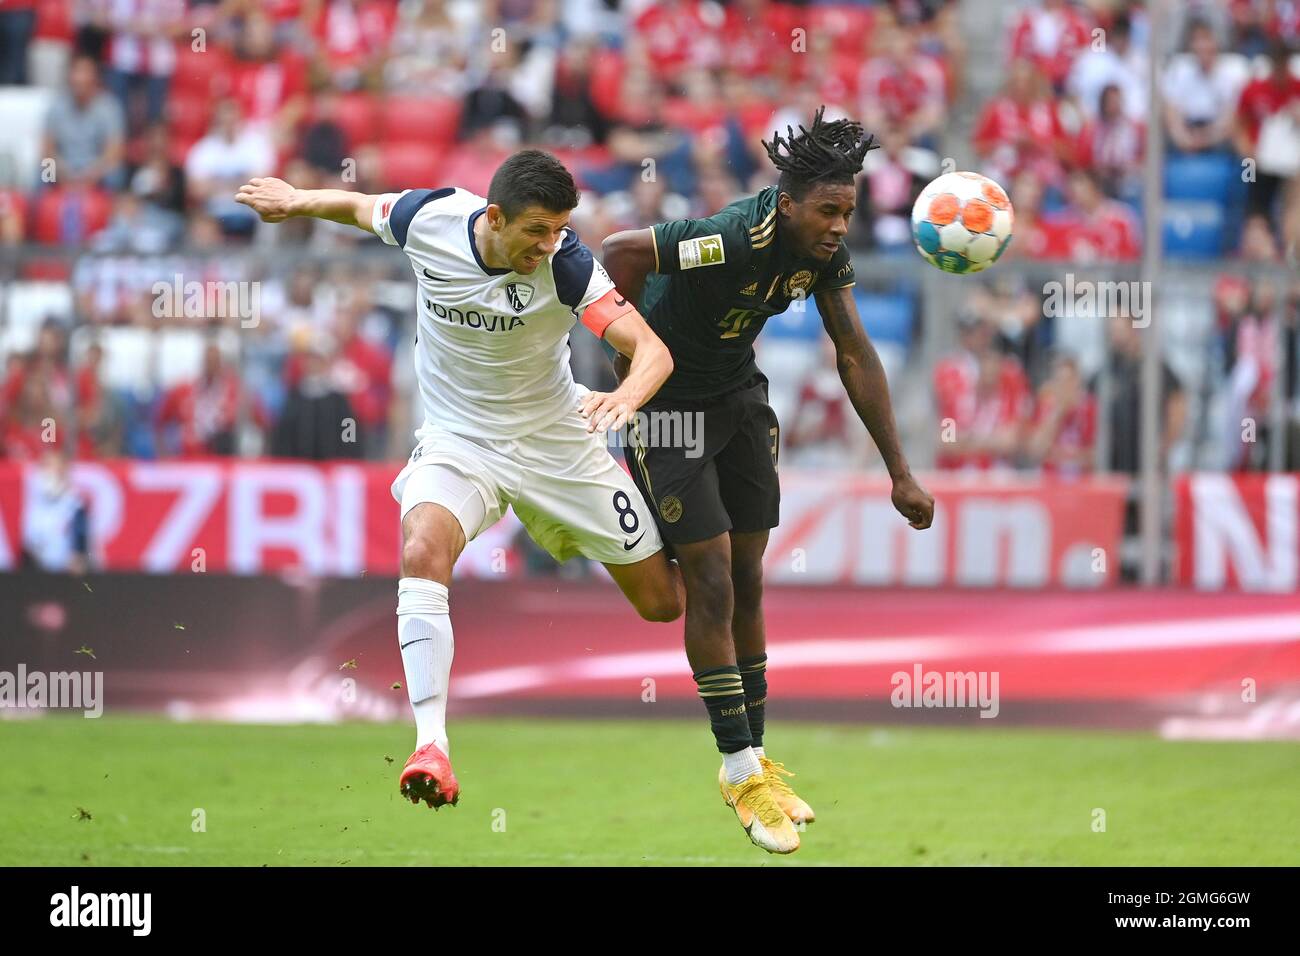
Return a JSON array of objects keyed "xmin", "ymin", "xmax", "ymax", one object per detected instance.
[
  {"xmin": 379, "ymin": 96, "xmax": 461, "ymax": 146},
  {"xmin": 167, "ymin": 91, "xmax": 216, "ymax": 145},
  {"xmin": 32, "ymin": 188, "xmax": 112, "ymax": 245},
  {"xmin": 378, "ymin": 141, "xmax": 446, "ymax": 192},
  {"xmin": 327, "ymin": 92, "xmax": 380, "ymax": 151}
]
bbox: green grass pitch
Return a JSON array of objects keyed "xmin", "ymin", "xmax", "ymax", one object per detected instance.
[{"xmin": 1, "ymin": 716, "xmax": 1296, "ymax": 866}]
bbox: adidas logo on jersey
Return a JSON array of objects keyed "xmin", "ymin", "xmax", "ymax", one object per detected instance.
[{"xmin": 740, "ymin": 282, "xmax": 758, "ymax": 295}]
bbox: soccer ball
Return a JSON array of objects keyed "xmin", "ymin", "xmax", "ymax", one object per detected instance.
[{"xmin": 911, "ymin": 171, "xmax": 1014, "ymax": 274}]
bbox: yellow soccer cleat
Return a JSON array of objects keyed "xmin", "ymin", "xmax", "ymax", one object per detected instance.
[
  {"xmin": 760, "ymin": 756, "xmax": 816, "ymax": 825},
  {"xmin": 719, "ymin": 766, "xmax": 800, "ymax": 854}
]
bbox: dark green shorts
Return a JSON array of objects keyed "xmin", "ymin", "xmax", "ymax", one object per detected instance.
[{"xmin": 623, "ymin": 373, "xmax": 780, "ymax": 546}]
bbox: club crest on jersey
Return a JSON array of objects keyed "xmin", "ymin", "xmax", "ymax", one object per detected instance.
[
  {"xmin": 785, "ymin": 270, "xmax": 815, "ymax": 299},
  {"xmin": 505, "ymin": 281, "xmax": 534, "ymax": 313}
]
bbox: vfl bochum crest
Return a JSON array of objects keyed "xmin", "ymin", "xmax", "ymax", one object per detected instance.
[{"xmin": 505, "ymin": 282, "xmax": 534, "ymax": 313}]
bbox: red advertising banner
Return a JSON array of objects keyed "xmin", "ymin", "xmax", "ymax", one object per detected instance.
[
  {"xmin": 1175, "ymin": 473, "xmax": 1300, "ymax": 591},
  {"xmin": 0, "ymin": 460, "xmax": 1129, "ymax": 586}
]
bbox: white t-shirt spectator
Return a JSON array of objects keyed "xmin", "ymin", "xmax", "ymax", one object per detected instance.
[
  {"xmin": 1161, "ymin": 52, "xmax": 1250, "ymax": 126},
  {"xmin": 1068, "ymin": 47, "xmax": 1148, "ymax": 120},
  {"xmin": 185, "ymin": 128, "xmax": 275, "ymax": 187}
]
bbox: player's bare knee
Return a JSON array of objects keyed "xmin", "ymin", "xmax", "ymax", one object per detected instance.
[
  {"xmin": 400, "ymin": 534, "xmax": 455, "ymax": 583},
  {"xmin": 638, "ymin": 584, "xmax": 684, "ymax": 623},
  {"xmin": 681, "ymin": 553, "xmax": 734, "ymax": 625}
]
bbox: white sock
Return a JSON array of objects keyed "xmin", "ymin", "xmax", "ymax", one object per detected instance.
[
  {"xmin": 723, "ymin": 747, "xmax": 763, "ymax": 785},
  {"xmin": 753, "ymin": 746, "xmax": 766, "ymax": 759},
  {"xmin": 397, "ymin": 577, "xmax": 454, "ymax": 753}
]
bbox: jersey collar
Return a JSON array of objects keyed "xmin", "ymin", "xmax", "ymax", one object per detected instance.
[{"xmin": 467, "ymin": 207, "xmax": 514, "ymax": 276}]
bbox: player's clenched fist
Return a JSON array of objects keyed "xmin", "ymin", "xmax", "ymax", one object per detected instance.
[
  {"xmin": 234, "ymin": 177, "xmax": 298, "ymax": 222},
  {"xmin": 891, "ymin": 473, "xmax": 935, "ymax": 531}
]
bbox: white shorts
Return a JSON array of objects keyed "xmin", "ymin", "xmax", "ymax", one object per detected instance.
[{"xmin": 391, "ymin": 406, "xmax": 664, "ymax": 566}]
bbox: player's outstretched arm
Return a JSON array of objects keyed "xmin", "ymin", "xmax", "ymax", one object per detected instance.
[
  {"xmin": 601, "ymin": 228, "xmax": 657, "ymax": 307},
  {"xmin": 234, "ymin": 177, "xmax": 378, "ymax": 233},
  {"xmin": 577, "ymin": 295, "xmax": 673, "ymax": 434},
  {"xmin": 815, "ymin": 285, "xmax": 934, "ymax": 530}
]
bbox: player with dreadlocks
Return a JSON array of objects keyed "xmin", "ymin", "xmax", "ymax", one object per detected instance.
[{"xmin": 603, "ymin": 107, "xmax": 935, "ymax": 853}]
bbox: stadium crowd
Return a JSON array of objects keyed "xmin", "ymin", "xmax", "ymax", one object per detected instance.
[{"xmin": 0, "ymin": 0, "xmax": 1297, "ymax": 476}]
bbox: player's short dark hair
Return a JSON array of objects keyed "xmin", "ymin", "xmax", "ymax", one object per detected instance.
[
  {"xmin": 487, "ymin": 149, "xmax": 579, "ymax": 220},
  {"xmin": 762, "ymin": 106, "xmax": 878, "ymax": 202}
]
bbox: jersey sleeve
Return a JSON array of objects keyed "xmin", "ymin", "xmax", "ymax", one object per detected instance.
[
  {"xmin": 371, "ymin": 187, "xmax": 456, "ymax": 247},
  {"xmin": 810, "ymin": 242, "xmax": 856, "ymax": 293},
  {"xmin": 650, "ymin": 213, "xmax": 750, "ymax": 275},
  {"xmin": 553, "ymin": 228, "xmax": 617, "ymax": 318}
]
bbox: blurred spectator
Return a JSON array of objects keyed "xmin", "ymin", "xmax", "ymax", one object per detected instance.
[
  {"xmin": 272, "ymin": 334, "xmax": 361, "ymax": 460},
  {"xmin": 1004, "ymin": 169, "xmax": 1072, "ymax": 259},
  {"xmin": 102, "ymin": 0, "xmax": 186, "ymax": 134},
  {"xmin": 1219, "ymin": 277, "xmax": 1280, "ymax": 470},
  {"xmin": 1237, "ymin": 212, "xmax": 1283, "ymax": 260},
  {"xmin": 155, "ymin": 342, "xmax": 241, "ymax": 456},
  {"xmin": 0, "ymin": 185, "xmax": 26, "ymax": 245},
  {"xmin": 74, "ymin": 340, "xmax": 123, "ymax": 457},
  {"xmin": 933, "ymin": 314, "xmax": 1033, "ymax": 471},
  {"xmin": 3, "ymin": 362, "xmax": 69, "ymax": 460},
  {"xmin": 297, "ymin": 89, "xmax": 350, "ymax": 184},
  {"xmin": 43, "ymin": 54, "xmax": 126, "ymax": 189},
  {"xmin": 384, "ymin": 0, "xmax": 475, "ymax": 96},
  {"xmin": 460, "ymin": 44, "xmax": 530, "ymax": 141},
  {"xmin": 785, "ymin": 338, "xmax": 871, "ymax": 468},
  {"xmin": 2, "ymin": 320, "xmax": 74, "ymax": 444},
  {"xmin": 1067, "ymin": 11, "xmax": 1147, "ymax": 122},
  {"xmin": 587, "ymin": 71, "xmax": 694, "ymax": 195},
  {"xmin": 92, "ymin": 191, "xmax": 182, "ymax": 254},
  {"xmin": 309, "ymin": 0, "xmax": 396, "ymax": 91},
  {"xmin": 972, "ymin": 59, "xmax": 1072, "ymax": 191},
  {"xmin": 633, "ymin": 0, "xmax": 724, "ymax": 81},
  {"xmin": 185, "ymin": 99, "xmax": 276, "ymax": 237},
  {"xmin": 0, "ymin": 0, "xmax": 36, "ymax": 85},
  {"xmin": 1025, "ymin": 350, "xmax": 1096, "ymax": 476},
  {"xmin": 859, "ymin": 18, "xmax": 947, "ymax": 148},
  {"xmin": 228, "ymin": 11, "xmax": 308, "ymax": 148},
  {"xmin": 129, "ymin": 123, "xmax": 187, "ymax": 214},
  {"xmin": 857, "ymin": 123, "xmax": 937, "ymax": 252},
  {"xmin": 1056, "ymin": 168, "xmax": 1141, "ymax": 261},
  {"xmin": 327, "ymin": 287, "xmax": 393, "ymax": 457},
  {"xmin": 1009, "ymin": 0, "xmax": 1095, "ymax": 90},
  {"xmin": 1233, "ymin": 42, "xmax": 1300, "ymax": 238},
  {"xmin": 1094, "ymin": 313, "xmax": 1186, "ymax": 473},
  {"xmin": 1076, "ymin": 82, "xmax": 1144, "ymax": 200},
  {"xmin": 21, "ymin": 451, "xmax": 89, "ymax": 574},
  {"xmin": 543, "ymin": 35, "xmax": 610, "ymax": 148},
  {"xmin": 1162, "ymin": 18, "xmax": 1249, "ymax": 154}
]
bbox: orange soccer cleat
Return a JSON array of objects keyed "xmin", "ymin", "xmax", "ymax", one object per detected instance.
[{"xmin": 399, "ymin": 741, "xmax": 460, "ymax": 809}]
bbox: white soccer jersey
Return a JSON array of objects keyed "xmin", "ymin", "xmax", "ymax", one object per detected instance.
[{"xmin": 372, "ymin": 186, "xmax": 615, "ymax": 440}]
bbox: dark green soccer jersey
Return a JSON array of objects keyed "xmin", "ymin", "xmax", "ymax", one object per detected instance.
[{"xmin": 640, "ymin": 186, "xmax": 856, "ymax": 400}]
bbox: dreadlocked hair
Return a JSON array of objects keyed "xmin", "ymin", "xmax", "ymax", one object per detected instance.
[{"xmin": 762, "ymin": 106, "xmax": 878, "ymax": 201}]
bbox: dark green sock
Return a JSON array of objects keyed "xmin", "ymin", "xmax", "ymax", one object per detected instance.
[
  {"xmin": 694, "ymin": 665, "xmax": 752, "ymax": 753},
  {"xmin": 738, "ymin": 654, "xmax": 767, "ymax": 749}
]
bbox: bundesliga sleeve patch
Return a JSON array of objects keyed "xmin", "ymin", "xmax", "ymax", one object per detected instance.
[{"xmin": 678, "ymin": 234, "xmax": 726, "ymax": 270}]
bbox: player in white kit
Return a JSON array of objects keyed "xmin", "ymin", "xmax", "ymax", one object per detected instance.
[{"xmin": 236, "ymin": 151, "xmax": 684, "ymax": 809}]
